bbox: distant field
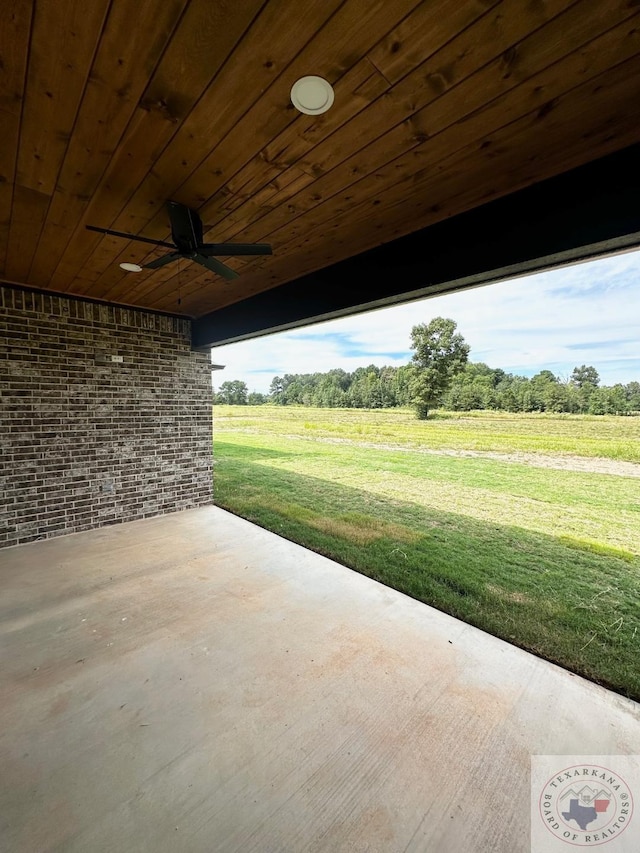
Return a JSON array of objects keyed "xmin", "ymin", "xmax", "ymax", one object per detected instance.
[
  {"xmin": 213, "ymin": 406, "xmax": 640, "ymax": 700},
  {"xmin": 214, "ymin": 405, "xmax": 640, "ymax": 462}
]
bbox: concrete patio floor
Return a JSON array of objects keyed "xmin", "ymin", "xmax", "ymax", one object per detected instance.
[{"xmin": 1, "ymin": 506, "xmax": 638, "ymax": 852}]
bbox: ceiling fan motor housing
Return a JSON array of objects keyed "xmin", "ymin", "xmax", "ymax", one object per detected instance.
[{"xmin": 168, "ymin": 201, "xmax": 204, "ymax": 254}]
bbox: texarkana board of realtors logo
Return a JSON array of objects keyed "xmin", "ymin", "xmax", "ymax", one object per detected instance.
[{"xmin": 531, "ymin": 757, "xmax": 638, "ymax": 851}]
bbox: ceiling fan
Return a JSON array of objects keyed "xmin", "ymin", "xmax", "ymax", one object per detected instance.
[{"xmin": 86, "ymin": 201, "xmax": 272, "ymax": 280}]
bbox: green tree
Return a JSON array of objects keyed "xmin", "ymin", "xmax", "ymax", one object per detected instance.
[
  {"xmin": 626, "ymin": 381, "xmax": 640, "ymax": 412},
  {"xmin": 587, "ymin": 386, "xmax": 629, "ymax": 415},
  {"xmin": 215, "ymin": 380, "xmax": 248, "ymax": 405},
  {"xmin": 409, "ymin": 318, "xmax": 470, "ymax": 419},
  {"xmin": 529, "ymin": 370, "xmax": 558, "ymax": 411},
  {"xmin": 379, "ymin": 366, "xmax": 399, "ymax": 407},
  {"xmin": 442, "ymin": 362, "xmax": 500, "ymax": 411},
  {"xmin": 394, "ymin": 364, "xmax": 414, "ymax": 406},
  {"xmin": 543, "ymin": 382, "xmax": 570, "ymax": 413},
  {"xmin": 608, "ymin": 384, "xmax": 631, "ymax": 415},
  {"xmin": 269, "ymin": 376, "xmax": 285, "ymax": 404},
  {"xmin": 571, "ymin": 365, "xmax": 600, "ymax": 388}
]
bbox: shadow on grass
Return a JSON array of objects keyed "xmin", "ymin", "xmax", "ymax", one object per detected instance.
[
  {"xmin": 213, "ymin": 443, "xmax": 295, "ymax": 462},
  {"xmin": 214, "ymin": 441, "xmax": 640, "ymax": 702}
]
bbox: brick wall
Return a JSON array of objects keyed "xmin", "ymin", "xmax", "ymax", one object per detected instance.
[{"xmin": 0, "ymin": 286, "xmax": 212, "ymax": 548}]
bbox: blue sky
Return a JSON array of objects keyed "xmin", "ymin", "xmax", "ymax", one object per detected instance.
[{"xmin": 211, "ymin": 250, "xmax": 640, "ymax": 394}]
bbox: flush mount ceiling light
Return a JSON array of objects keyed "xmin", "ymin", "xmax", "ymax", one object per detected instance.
[
  {"xmin": 290, "ymin": 76, "xmax": 334, "ymax": 115},
  {"xmin": 119, "ymin": 262, "xmax": 142, "ymax": 272}
]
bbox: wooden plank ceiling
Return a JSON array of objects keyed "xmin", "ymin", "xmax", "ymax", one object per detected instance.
[{"xmin": 2, "ymin": 0, "xmax": 640, "ymax": 318}]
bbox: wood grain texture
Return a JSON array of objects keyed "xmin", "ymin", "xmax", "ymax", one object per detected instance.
[
  {"xmin": 16, "ymin": 0, "xmax": 110, "ymax": 196},
  {"xmin": 7, "ymin": 0, "xmax": 110, "ymax": 279},
  {"xmin": 170, "ymin": 1, "xmax": 640, "ymax": 309},
  {"xmin": 0, "ymin": 1, "xmax": 33, "ymax": 272},
  {"xmin": 207, "ymin": 0, "xmax": 628, "ymax": 252},
  {"xmin": 163, "ymin": 0, "xmax": 422, "ymax": 220},
  {"xmin": 203, "ymin": 9, "xmax": 640, "ymax": 290},
  {"xmin": 96, "ymin": 0, "xmax": 579, "ymax": 307},
  {"xmin": 27, "ymin": 0, "xmax": 188, "ymax": 287},
  {"xmin": 47, "ymin": 0, "xmax": 266, "ymax": 295},
  {"xmin": 179, "ymin": 51, "xmax": 640, "ymax": 315},
  {"xmin": 61, "ymin": 0, "xmax": 350, "ymax": 302},
  {"xmin": 1, "ymin": 0, "xmax": 639, "ymax": 316}
]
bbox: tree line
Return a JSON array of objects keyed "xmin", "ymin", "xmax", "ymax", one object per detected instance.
[{"xmin": 214, "ymin": 318, "xmax": 640, "ymax": 417}]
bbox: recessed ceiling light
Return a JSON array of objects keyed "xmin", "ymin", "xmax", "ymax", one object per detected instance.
[
  {"xmin": 119, "ymin": 262, "xmax": 142, "ymax": 272},
  {"xmin": 290, "ymin": 76, "xmax": 334, "ymax": 115}
]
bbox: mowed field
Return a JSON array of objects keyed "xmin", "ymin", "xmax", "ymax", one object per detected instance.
[{"xmin": 212, "ymin": 406, "xmax": 640, "ymax": 700}]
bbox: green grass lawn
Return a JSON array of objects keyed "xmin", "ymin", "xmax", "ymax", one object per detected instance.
[
  {"xmin": 215, "ymin": 404, "xmax": 640, "ymax": 461},
  {"xmin": 213, "ymin": 406, "xmax": 640, "ymax": 701}
]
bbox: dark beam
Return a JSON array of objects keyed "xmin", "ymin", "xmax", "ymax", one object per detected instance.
[{"xmin": 192, "ymin": 145, "xmax": 640, "ymax": 350}]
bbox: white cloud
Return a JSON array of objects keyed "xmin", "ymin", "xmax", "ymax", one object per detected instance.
[{"xmin": 211, "ymin": 251, "xmax": 640, "ymax": 393}]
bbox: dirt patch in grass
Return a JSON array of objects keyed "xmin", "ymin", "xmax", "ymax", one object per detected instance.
[
  {"xmin": 241, "ymin": 497, "xmax": 419, "ymax": 546},
  {"xmin": 485, "ymin": 584, "xmax": 532, "ymax": 604},
  {"xmin": 431, "ymin": 448, "xmax": 640, "ymax": 478},
  {"xmin": 284, "ymin": 435, "xmax": 640, "ymax": 478},
  {"xmin": 304, "ymin": 514, "xmax": 421, "ymax": 545}
]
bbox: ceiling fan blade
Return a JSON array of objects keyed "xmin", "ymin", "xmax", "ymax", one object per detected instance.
[
  {"xmin": 86, "ymin": 224, "xmax": 174, "ymax": 249},
  {"xmin": 193, "ymin": 253, "xmax": 239, "ymax": 280},
  {"xmin": 200, "ymin": 242, "xmax": 272, "ymax": 256},
  {"xmin": 143, "ymin": 252, "xmax": 183, "ymax": 270}
]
